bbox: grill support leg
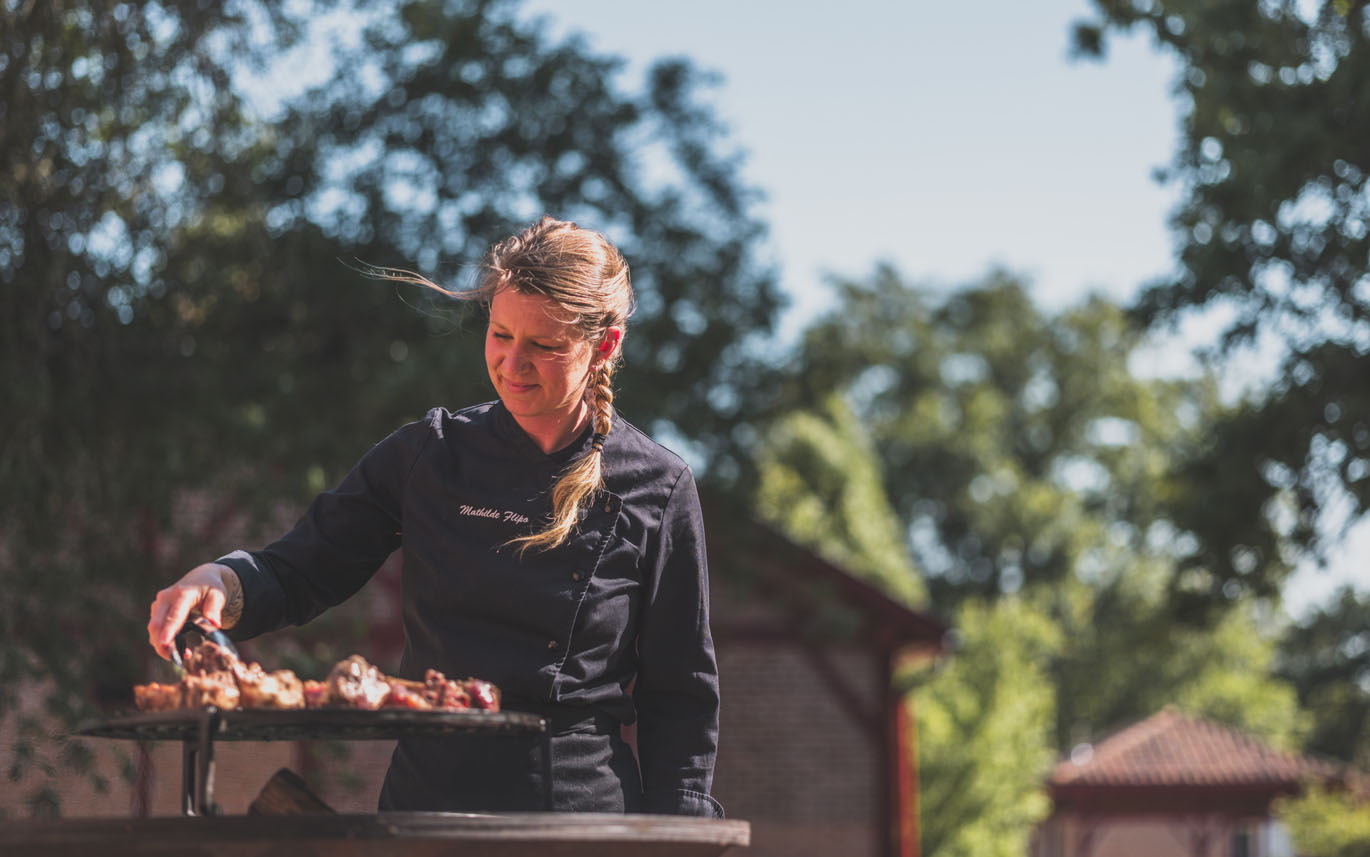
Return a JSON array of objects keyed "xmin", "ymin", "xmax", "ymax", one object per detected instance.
[
  {"xmin": 180, "ymin": 739, "xmax": 194, "ymax": 816},
  {"xmin": 180, "ymin": 708, "xmax": 220, "ymax": 816},
  {"xmin": 539, "ymin": 720, "xmax": 553, "ymax": 811}
]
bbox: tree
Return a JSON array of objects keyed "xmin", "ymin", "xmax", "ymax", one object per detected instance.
[
  {"xmin": 0, "ymin": 0, "xmax": 781, "ymax": 814},
  {"xmin": 1051, "ymin": 576, "xmax": 1306, "ymax": 752},
  {"xmin": 915, "ymin": 598, "xmax": 1060, "ymax": 857},
  {"xmin": 1, "ymin": 0, "xmax": 303, "ymax": 816},
  {"xmin": 1278, "ymin": 587, "xmax": 1370, "ymax": 766},
  {"xmin": 784, "ymin": 266, "xmax": 1229, "ymax": 613},
  {"xmin": 1275, "ymin": 784, "xmax": 1370, "ymax": 857},
  {"xmin": 755, "ymin": 393, "xmax": 927, "ymax": 606},
  {"xmin": 1073, "ymin": 0, "xmax": 1370, "ymax": 605},
  {"xmin": 766, "ymin": 266, "xmax": 1308, "ymax": 850}
]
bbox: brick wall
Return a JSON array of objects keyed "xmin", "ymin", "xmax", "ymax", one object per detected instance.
[{"xmin": 713, "ymin": 641, "xmax": 886, "ymax": 857}]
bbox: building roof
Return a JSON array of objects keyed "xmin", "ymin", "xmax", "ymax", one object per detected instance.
[
  {"xmin": 701, "ymin": 493, "xmax": 948, "ymax": 654},
  {"xmin": 1051, "ymin": 707, "xmax": 1341, "ymax": 791}
]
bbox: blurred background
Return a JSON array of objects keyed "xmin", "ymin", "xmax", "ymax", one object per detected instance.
[{"xmin": 2, "ymin": 0, "xmax": 1368, "ymax": 854}]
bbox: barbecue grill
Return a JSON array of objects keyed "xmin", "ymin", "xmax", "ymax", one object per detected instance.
[
  {"xmin": 76, "ymin": 706, "xmax": 551, "ymax": 816},
  {"xmin": 34, "ymin": 707, "xmax": 751, "ymax": 857}
]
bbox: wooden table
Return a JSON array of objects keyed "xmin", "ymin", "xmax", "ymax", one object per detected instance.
[{"xmin": 0, "ymin": 812, "xmax": 751, "ymax": 856}]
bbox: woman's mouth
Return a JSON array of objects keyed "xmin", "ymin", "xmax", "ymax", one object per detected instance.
[{"xmin": 503, "ymin": 379, "xmax": 537, "ymax": 394}]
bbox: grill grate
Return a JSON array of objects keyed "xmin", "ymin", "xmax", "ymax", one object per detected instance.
[{"xmin": 76, "ymin": 708, "xmax": 546, "ymax": 742}]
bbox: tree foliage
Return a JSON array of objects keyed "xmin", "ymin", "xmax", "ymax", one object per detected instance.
[
  {"xmin": 763, "ymin": 267, "xmax": 1310, "ymax": 853},
  {"xmin": 1053, "ymin": 584, "xmax": 1306, "ymax": 751},
  {"xmin": 1, "ymin": 0, "xmax": 303, "ymax": 810},
  {"xmin": 784, "ymin": 266, "xmax": 1238, "ymax": 613},
  {"xmin": 915, "ymin": 598, "xmax": 1059, "ymax": 857},
  {"xmin": 1275, "ymin": 783, "xmax": 1370, "ymax": 857},
  {"xmin": 0, "ymin": 0, "xmax": 780, "ymax": 813},
  {"xmin": 1074, "ymin": 0, "xmax": 1370, "ymax": 596},
  {"xmin": 755, "ymin": 394, "xmax": 926, "ymax": 606},
  {"xmin": 1278, "ymin": 587, "xmax": 1370, "ymax": 766}
]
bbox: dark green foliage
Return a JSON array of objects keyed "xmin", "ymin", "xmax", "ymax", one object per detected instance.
[
  {"xmin": 1, "ymin": 0, "xmax": 779, "ymax": 813},
  {"xmin": 915, "ymin": 599, "xmax": 1060, "ymax": 857},
  {"xmin": 755, "ymin": 394, "xmax": 927, "ymax": 607},
  {"xmin": 1074, "ymin": 0, "xmax": 1370, "ymax": 607},
  {"xmin": 763, "ymin": 267, "xmax": 1307, "ymax": 855},
  {"xmin": 1278, "ymin": 587, "xmax": 1370, "ymax": 765},
  {"xmin": 1276, "ymin": 783, "xmax": 1370, "ymax": 857},
  {"xmin": 783, "ymin": 267, "xmax": 1222, "ymax": 610}
]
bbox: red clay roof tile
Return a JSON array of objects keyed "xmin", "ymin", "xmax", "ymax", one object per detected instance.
[{"xmin": 1050, "ymin": 708, "xmax": 1341, "ymax": 789}]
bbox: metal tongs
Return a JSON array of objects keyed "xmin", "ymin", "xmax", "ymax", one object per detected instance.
[{"xmin": 168, "ymin": 613, "xmax": 240, "ymax": 677}]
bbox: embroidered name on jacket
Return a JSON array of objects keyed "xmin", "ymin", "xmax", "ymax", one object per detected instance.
[{"xmin": 458, "ymin": 504, "xmax": 530, "ymax": 525}]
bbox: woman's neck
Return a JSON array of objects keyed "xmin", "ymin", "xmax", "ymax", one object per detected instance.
[{"xmin": 513, "ymin": 401, "xmax": 592, "ymax": 455}]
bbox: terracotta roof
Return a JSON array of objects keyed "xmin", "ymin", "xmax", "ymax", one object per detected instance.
[{"xmin": 1051, "ymin": 708, "xmax": 1341, "ymax": 789}]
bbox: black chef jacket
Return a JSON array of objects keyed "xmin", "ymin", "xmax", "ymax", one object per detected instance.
[{"xmin": 216, "ymin": 401, "xmax": 722, "ymax": 817}]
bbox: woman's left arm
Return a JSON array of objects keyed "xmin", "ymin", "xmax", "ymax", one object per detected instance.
[{"xmin": 634, "ymin": 466, "xmax": 724, "ymax": 818}]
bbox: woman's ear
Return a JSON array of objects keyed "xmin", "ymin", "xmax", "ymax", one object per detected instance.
[{"xmin": 597, "ymin": 327, "xmax": 623, "ymax": 361}]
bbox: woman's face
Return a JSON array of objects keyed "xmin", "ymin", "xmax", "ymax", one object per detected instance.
[{"xmin": 486, "ymin": 288, "xmax": 598, "ymax": 436}]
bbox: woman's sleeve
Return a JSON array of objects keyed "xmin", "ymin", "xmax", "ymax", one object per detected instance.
[
  {"xmin": 634, "ymin": 465, "xmax": 725, "ymax": 818},
  {"xmin": 216, "ymin": 417, "xmax": 432, "ymax": 641}
]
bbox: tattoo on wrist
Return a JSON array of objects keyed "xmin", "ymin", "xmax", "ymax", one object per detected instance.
[{"xmin": 221, "ymin": 570, "xmax": 244, "ymax": 628}]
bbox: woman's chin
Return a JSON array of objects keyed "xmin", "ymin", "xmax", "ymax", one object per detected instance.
[{"xmin": 500, "ymin": 396, "xmax": 548, "ymax": 420}]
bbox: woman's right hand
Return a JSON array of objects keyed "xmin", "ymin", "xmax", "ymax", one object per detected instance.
[{"xmin": 146, "ymin": 563, "xmax": 243, "ymax": 661}]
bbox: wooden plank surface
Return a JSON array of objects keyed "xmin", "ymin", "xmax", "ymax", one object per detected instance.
[{"xmin": 0, "ymin": 812, "xmax": 751, "ymax": 857}]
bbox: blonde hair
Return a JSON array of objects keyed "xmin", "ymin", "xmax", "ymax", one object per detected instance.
[{"xmin": 365, "ymin": 216, "xmax": 634, "ymax": 553}]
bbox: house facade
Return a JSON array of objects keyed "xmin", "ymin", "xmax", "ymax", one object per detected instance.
[{"xmin": 1033, "ymin": 708, "xmax": 1344, "ymax": 857}]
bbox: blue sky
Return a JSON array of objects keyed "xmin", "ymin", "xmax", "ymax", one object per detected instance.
[{"xmin": 520, "ymin": 0, "xmax": 1181, "ymax": 337}]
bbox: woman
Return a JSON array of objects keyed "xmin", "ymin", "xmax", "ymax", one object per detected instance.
[{"xmin": 146, "ymin": 216, "xmax": 723, "ymax": 817}]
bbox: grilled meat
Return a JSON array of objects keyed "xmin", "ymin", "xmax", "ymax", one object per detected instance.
[
  {"xmin": 134, "ymin": 642, "xmax": 500, "ymax": 713},
  {"xmin": 236, "ymin": 662, "xmax": 306, "ymax": 709},
  {"xmin": 133, "ymin": 682, "xmax": 183, "ymax": 712},
  {"xmin": 181, "ymin": 671, "xmax": 241, "ymax": 709},
  {"xmin": 324, "ymin": 655, "xmax": 391, "ymax": 710}
]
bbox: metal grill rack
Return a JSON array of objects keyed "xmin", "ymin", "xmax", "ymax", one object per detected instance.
[{"xmin": 77, "ymin": 708, "xmax": 550, "ymax": 816}]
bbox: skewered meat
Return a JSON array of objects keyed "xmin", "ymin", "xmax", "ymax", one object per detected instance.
[
  {"xmin": 236, "ymin": 661, "xmax": 306, "ymax": 709},
  {"xmin": 182, "ymin": 671, "xmax": 241, "ymax": 709},
  {"xmin": 325, "ymin": 655, "xmax": 391, "ymax": 710},
  {"xmin": 382, "ymin": 681, "xmax": 434, "ymax": 710},
  {"xmin": 133, "ymin": 682, "xmax": 182, "ymax": 712},
  {"xmin": 183, "ymin": 640, "xmax": 238, "ymax": 675},
  {"xmin": 302, "ymin": 680, "xmax": 330, "ymax": 709},
  {"xmin": 133, "ymin": 642, "xmax": 499, "ymax": 713},
  {"xmin": 467, "ymin": 678, "xmax": 500, "ymax": 711},
  {"xmin": 425, "ymin": 670, "xmax": 470, "ymax": 710}
]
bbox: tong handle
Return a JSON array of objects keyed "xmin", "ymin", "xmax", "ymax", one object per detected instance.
[{"xmin": 169, "ymin": 613, "xmax": 239, "ymax": 674}]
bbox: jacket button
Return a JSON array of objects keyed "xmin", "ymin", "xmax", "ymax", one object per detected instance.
[
  {"xmin": 547, "ymin": 640, "xmax": 558, "ymax": 650},
  {"xmin": 571, "ymin": 571, "xmax": 582, "ymax": 582}
]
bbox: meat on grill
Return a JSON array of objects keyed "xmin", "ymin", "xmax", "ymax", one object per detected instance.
[
  {"xmin": 325, "ymin": 655, "xmax": 392, "ymax": 710},
  {"xmin": 378, "ymin": 670, "xmax": 499, "ymax": 712},
  {"xmin": 235, "ymin": 661, "xmax": 306, "ymax": 710},
  {"xmin": 133, "ymin": 682, "xmax": 182, "ymax": 712},
  {"xmin": 181, "ymin": 671, "xmax": 241, "ymax": 709},
  {"xmin": 134, "ymin": 642, "xmax": 499, "ymax": 713}
]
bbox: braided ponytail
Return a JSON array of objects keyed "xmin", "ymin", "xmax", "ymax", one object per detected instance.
[{"xmin": 507, "ymin": 359, "xmax": 618, "ymax": 555}]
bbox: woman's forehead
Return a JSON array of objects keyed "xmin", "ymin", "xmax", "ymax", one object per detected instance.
[{"xmin": 489, "ymin": 287, "xmax": 582, "ymax": 336}]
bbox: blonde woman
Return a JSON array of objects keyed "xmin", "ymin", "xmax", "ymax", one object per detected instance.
[{"xmin": 147, "ymin": 217, "xmax": 722, "ymax": 817}]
